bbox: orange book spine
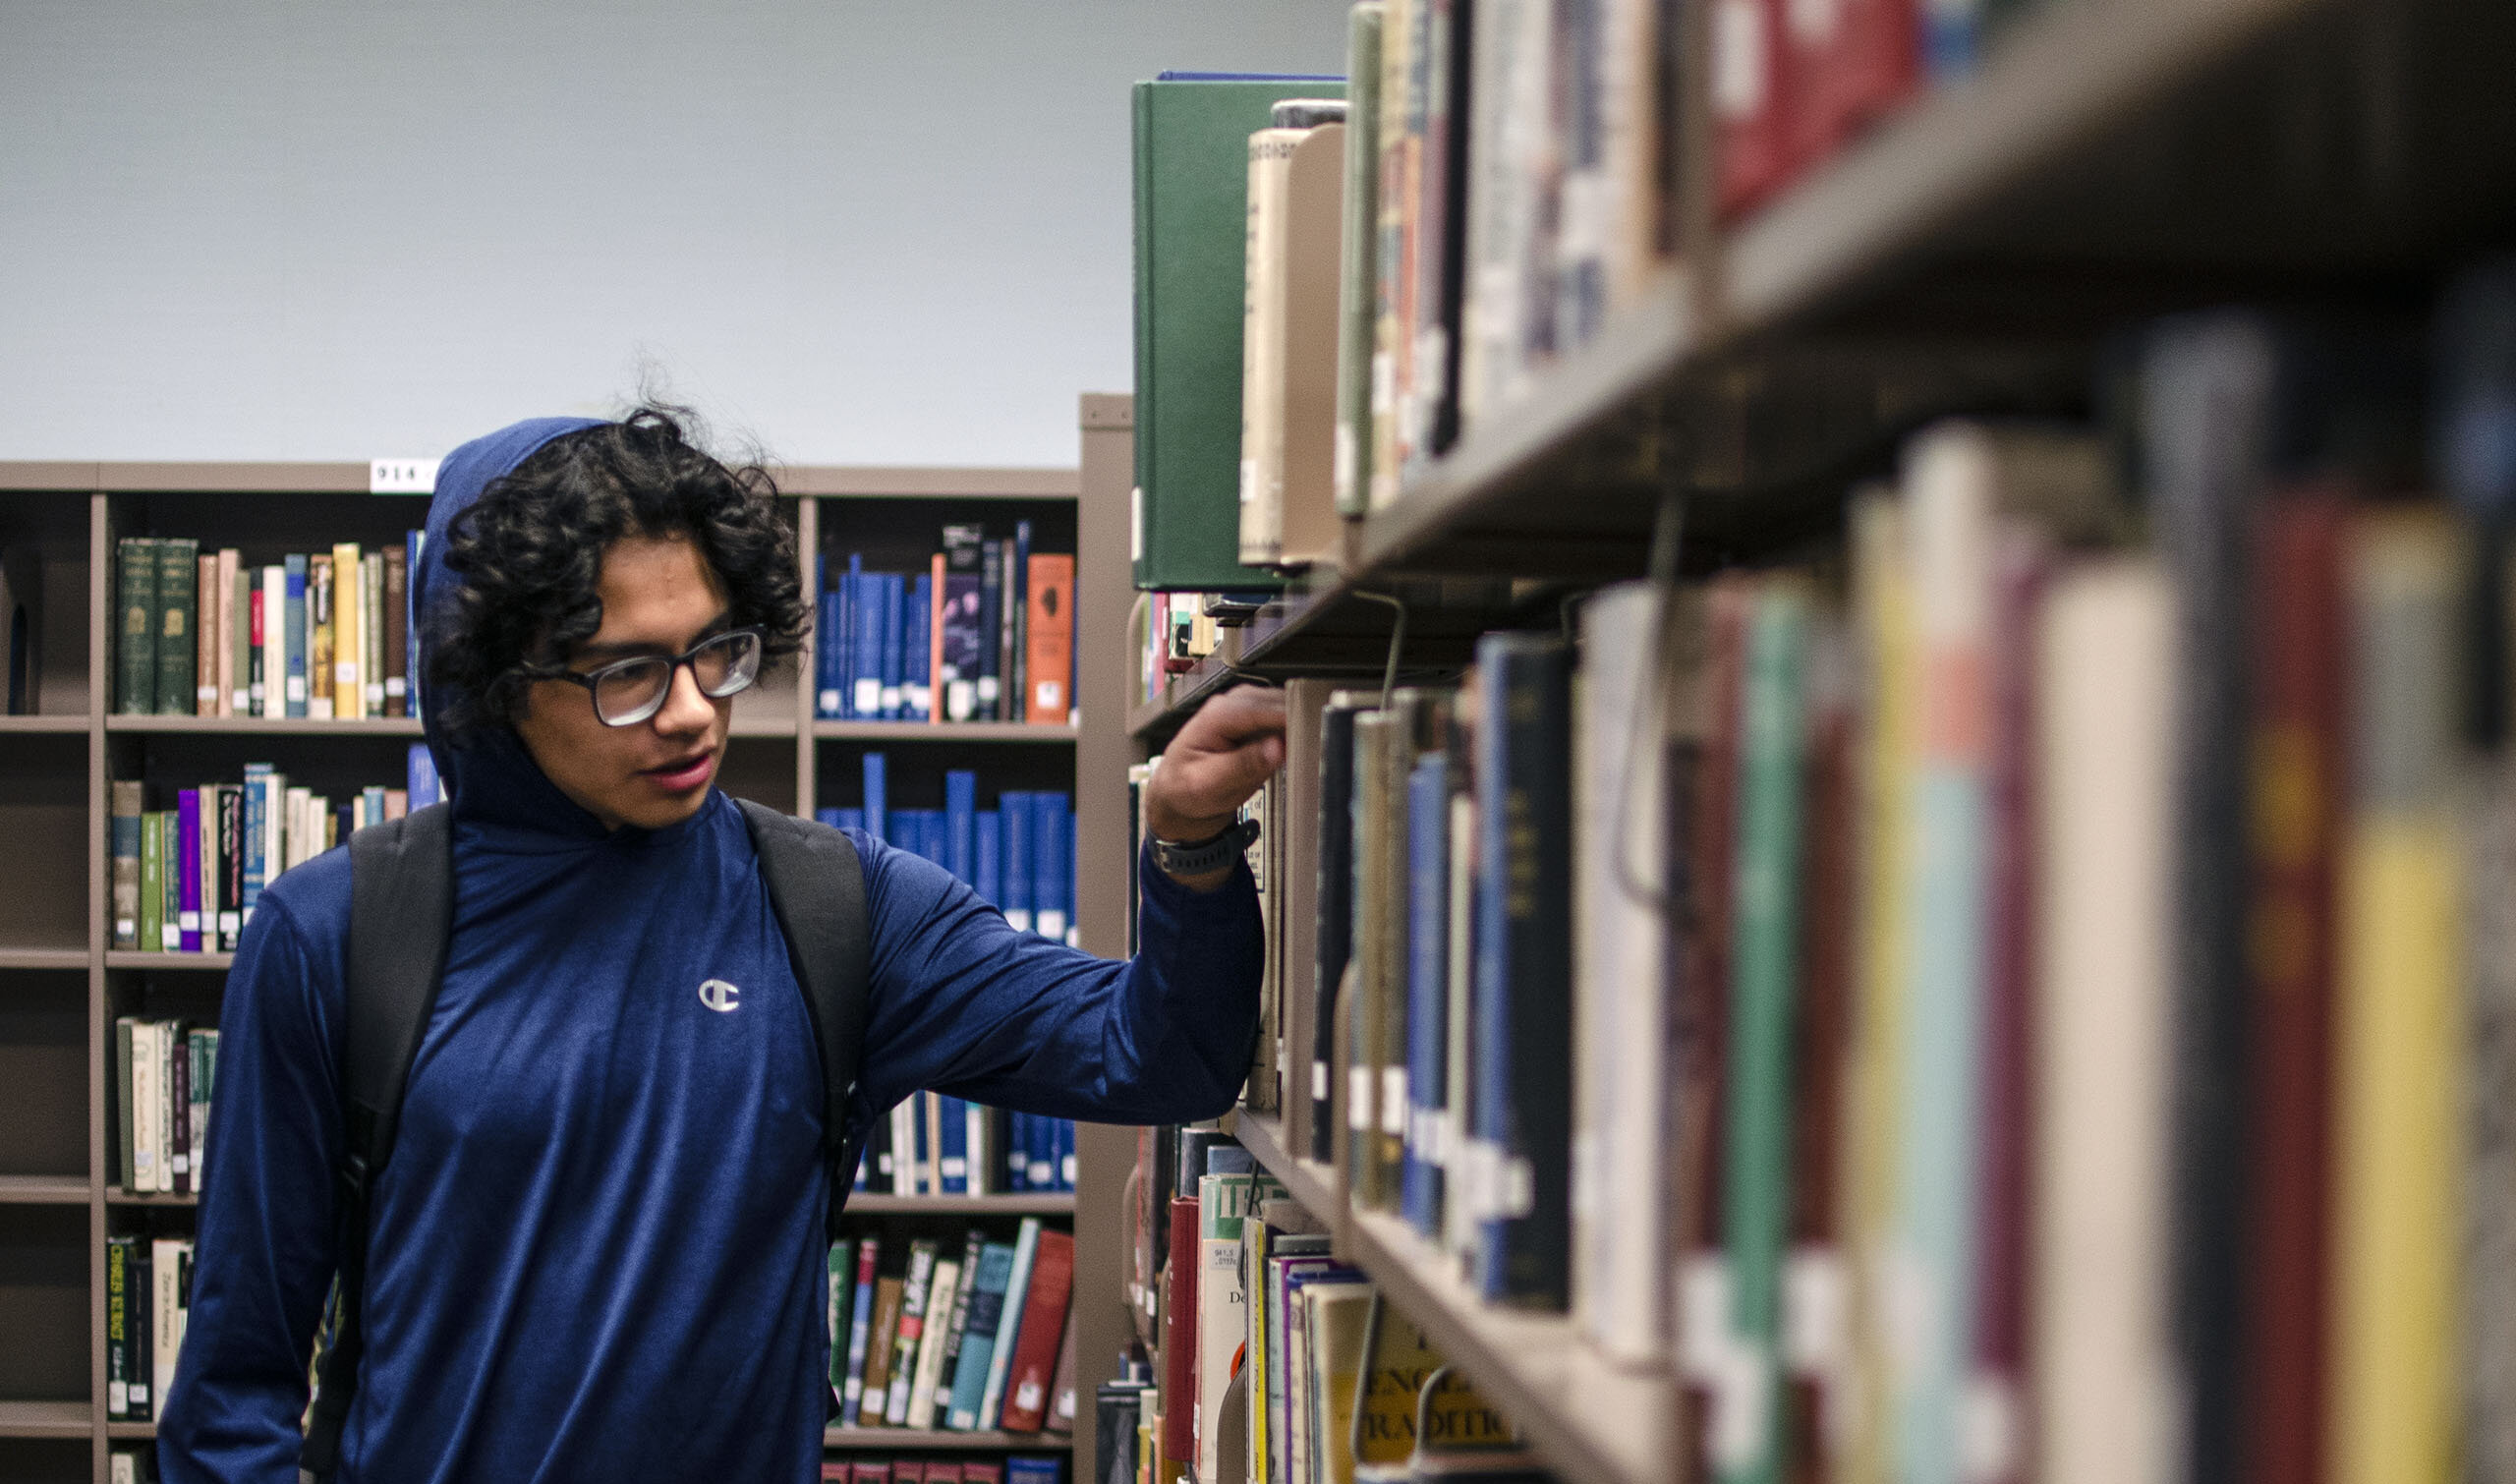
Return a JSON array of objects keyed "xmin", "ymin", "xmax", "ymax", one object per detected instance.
[{"xmin": 1024, "ymin": 554, "xmax": 1075, "ymax": 725}]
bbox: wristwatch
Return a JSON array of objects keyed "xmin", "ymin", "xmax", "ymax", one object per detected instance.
[{"xmin": 1151, "ymin": 817, "xmax": 1261, "ymax": 879}]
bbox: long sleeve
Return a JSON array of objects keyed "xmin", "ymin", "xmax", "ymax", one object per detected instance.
[
  {"xmin": 156, "ymin": 874, "xmax": 351, "ymax": 1484},
  {"xmin": 849, "ymin": 830, "xmax": 1263, "ymax": 1129}
]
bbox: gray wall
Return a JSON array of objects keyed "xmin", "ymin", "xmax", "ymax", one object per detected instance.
[{"xmin": 0, "ymin": 1, "xmax": 1344, "ymax": 467}]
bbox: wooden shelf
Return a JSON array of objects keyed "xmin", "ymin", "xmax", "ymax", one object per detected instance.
[
  {"xmin": 0, "ymin": 948, "xmax": 88, "ymax": 971},
  {"xmin": 107, "ymin": 1189, "xmax": 196, "ymax": 1209},
  {"xmin": 0, "ymin": 1399, "xmax": 93, "ymax": 1438},
  {"xmin": 1341, "ymin": 1210, "xmax": 1677, "ymax": 1484},
  {"xmin": 0, "ymin": 1176, "xmax": 88, "ymax": 1205},
  {"xmin": 842, "ymin": 1193, "xmax": 1075, "ymax": 1216},
  {"xmin": 106, "ymin": 714, "xmax": 422, "ymax": 736},
  {"xmin": 813, "ymin": 721, "xmax": 1078, "ymax": 745},
  {"xmin": 824, "ymin": 1426, "xmax": 1071, "ymax": 1450},
  {"xmin": 105, "ymin": 951, "xmax": 232, "ymax": 971},
  {"xmin": 1224, "ymin": 1110, "xmax": 1342, "ymax": 1226},
  {"xmin": 0, "ymin": 715, "xmax": 87, "ymax": 734}
]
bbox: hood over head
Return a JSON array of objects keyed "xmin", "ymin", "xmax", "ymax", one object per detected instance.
[{"xmin": 415, "ymin": 416, "xmax": 608, "ymax": 839}]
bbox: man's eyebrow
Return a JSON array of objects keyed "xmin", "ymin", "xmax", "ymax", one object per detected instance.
[{"xmin": 572, "ymin": 610, "xmax": 735, "ymax": 661}]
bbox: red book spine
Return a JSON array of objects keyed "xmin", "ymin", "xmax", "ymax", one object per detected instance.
[
  {"xmin": 1713, "ymin": 0, "xmax": 1797, "ymax": 221},
  {"xmin": 999, "ymin": 1228, "xmax": 1075, "ymax": 1431},
  {"xmin": 850, "ymin": 1465, "xmax": 891, "ymax": 1484},
  {"xmin": 1966, "ymin": 534, "xmax": 2051, "ymax": 1484},
  {"xmin": 2243, "ymin": 492, "xmax": 2345, "ymax": 1484},
  {"xmin": 1160, "ymin": 1196, "xmax": 1200, "ymax": 1468},
  {"xmin": 1785, "ymin": 628, "xmax": 1858, "ymax": 1482},
  {"xmin": 1792, "ymin": 0, "xmax": 1918, "ymax": 167}
]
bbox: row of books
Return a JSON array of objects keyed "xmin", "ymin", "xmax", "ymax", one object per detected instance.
[
  {"xmin": 1225, "ymin": 282, "xmax": 2516, "ymax": 1480},
  {"xmin": 818, "ymin": 756, "xmax": 1077, "ymax": 945},
  {"xmin": 816, "ymin": 531, "xmax": 1076, "ymax": 726},
  {"xmin": 114, "ymin": 535, "xmax": 420, "ymax": 719},
  {"xmin": 112, "ymin": 1017, "xmax": 219, "ymax": 1197},
  {"xmin": 104, "ymin": 1234, "xmax": 191, "ymax": 1422},
  {"xmin": 1115, "ymin": 1128, "xmax": 1545, "ymax": 1484},
  {"xmin": 817, "ymin": 1462, "xmax": 1057, "ymax": 1484},
  {"xmin": 827, "ymin": 1219, "xmax": 1075, "ymax": 1437},
  {"xmin": 855, "ymin": 1092, "xmax": 1078, "ymax": 1198},
  {"xmin": 1143, "ymin": 0, "xmax": 2040, "ymax": 591},
  {"xmin": 106, "ymin": 744, "xmax": 444, "ymax": 952}
]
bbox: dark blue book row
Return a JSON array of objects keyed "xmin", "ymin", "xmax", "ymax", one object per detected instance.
[
  {"xmin": 818, "ymin": 754, "xmax": 1075, "ymax": 946},
  {"xmin": 816, "ymin": 525, "xmax": 1075, "ymax": 726}
]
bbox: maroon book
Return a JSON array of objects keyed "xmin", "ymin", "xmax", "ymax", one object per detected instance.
[
  {"xmin": 924, "ymin": 1466, "xmax": 964, "ymax": 1484},
  {"xmin": 964, "ymin": 1463, "xmax": 1003, "ymax": 1484},
  {"xmin": 999, "ymin": 1228, "xmax": 1074, "ymax": 1432},
  {"xmin": 1967, "ymin": 532, "xmax": 2053, "ymax": 1484},
  {"xmin": 1160, "ymin": 1196, "xmax": 1200, "ymax": 1469},
  {"xmin": 849, "ymin": 1464, "xmax": 891, "ymax": 1484},
  {"xmin": 1785, "ymin": 624, "xmax": 1859, "ymax": 1484},
  {"xmin": 2243, "ymin": 492, "xmax": 2345, "ymax": 1484},
  {"xmin": 1678, "ymin": 576, "xmax": 1751, "ymax": 1473}
]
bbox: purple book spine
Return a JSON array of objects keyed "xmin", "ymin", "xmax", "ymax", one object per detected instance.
[{"xmin": 177, "ymin": 788, "xmax": 202, "ymax": 953}]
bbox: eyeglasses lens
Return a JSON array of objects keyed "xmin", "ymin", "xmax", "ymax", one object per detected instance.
[{"xmin": 590, "ymin": 631, "xmax": 762, "ymax": 726}]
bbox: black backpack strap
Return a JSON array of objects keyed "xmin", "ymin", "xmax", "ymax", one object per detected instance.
[
  {"xmin": 301, "ymin": 803, "xmax": 454, "ymax": 1482},
  {"xmin": 734, "ymin": 799, "xmax": 873, "ymax": 1231}
]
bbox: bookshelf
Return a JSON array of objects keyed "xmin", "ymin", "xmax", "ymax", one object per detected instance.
[
  {"xmin": 1114, "ymin": 4, "xmax": 2516, "ymax": 1484},
  {"xmin": 0, "ymin": 457, "xmax": 1106, "ymax": 1483}
]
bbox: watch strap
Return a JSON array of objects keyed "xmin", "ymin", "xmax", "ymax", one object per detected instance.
[{"xmin": 1151, "ymin": 817, "xmax": 1260, "ymax": 878}]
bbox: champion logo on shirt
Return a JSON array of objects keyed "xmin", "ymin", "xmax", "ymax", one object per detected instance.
[{"xmin": 697, "ymin": 979, "xmax": 741, "ymax": 1013}]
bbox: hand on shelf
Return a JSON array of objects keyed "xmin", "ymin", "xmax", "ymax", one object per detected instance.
[{"xmin": 1143, "ymin": 684, "xmax": 1285, "ymax": 891}]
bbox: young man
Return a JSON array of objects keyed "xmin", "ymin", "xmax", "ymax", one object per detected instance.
[{"xmin": 158, "ymin": 412, "xmax": 1284, "ymax": 1482}]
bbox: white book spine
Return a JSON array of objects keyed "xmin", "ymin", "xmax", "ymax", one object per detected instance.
[{"xmin": 131, "ymin": 1021, "xmax": 159, "ymax": 1193}]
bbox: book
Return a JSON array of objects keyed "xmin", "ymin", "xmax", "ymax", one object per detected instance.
[
  {"xmin": 382, "ymin": 542, "xmax": 408, "ymax": 716},
  {"xmin": 1024, "ymin": 554, "xmax": 1075, "ymax": 723},
  {"xmin": 308, "ymin": 552, "xmax": 333, "ymax": 719},
  {"xmin": 929, "ymin": 1229, "xmax": 988, "ymax": 1422},
  {"xmin": 106, "ymin": 1234, "xmax": 136, "ymax": 1418},
  {"xmin": 857, "ymin": 1275, "xmax": 907, "ymax": 1426},
  {"xmin": 978, "ymin": 1216, "xmax": 1043, "ymax": 1431},
  {"xmin": 906, "ymin": 1258, "xmax": 962, "ymax": 1430},
  {"xmin": 999, "ymin": 1227, "xmax": 1074, "ymax": 1433},
  {"xmin": 1334, "ymin": 4, "xmax": 1387, "ymax": 519},
  {"xmin": 283, "ymin": 554, "xmax": 308, "ymax": 716},
  {"xmin": 1306, "ymin": 1279, "xmax": 1375, "ymax": 1484},
  {"xmin": 155, "ymin": 538, "xmax": 197, "ymax": 715},
  {"xmin": 194, "ymin": 550, "xmax": 216, "ymax": 714},
  {"xmin": 2328, "ymin": 509, "xmax": 2464, "ymax": 1484},
  {"xmin": 842, "ymin": 1238, "xmax": 882, "ymax": 1419},
  {"xmin": 115, "ymin": 538, "xmax": 155, "ymax": 714},
  {"xmin": 332, "ymin": 542, "xmax": 363, "ymax": 718},
  {"xmin": 1132, "ymin": 75, "xmax": 1344, "ymax": 591},
  {"xmin": 1714, "ymin": 0, "xmax": 1796, "ymax": 221},
  {"xmin": 1240, "ymin": 114, "xmax": 1347, "ymax": 570},
  {"xmin": 1468, "ymin": 633, "xmax": 1572, "ymax": 1306},
  {"xmin": 1159, "ymin": 1194, "xmax": 1200, "ymax": 1469},
  {"xmin": 885, "ymin": 1240, "xmax": 942, "ymax": 1424},
  {"xmin": 1314, "ymin": 695, "xmax": 1365, "ymax": 1161},
  {"xmin": 151, "ymin": 1236, "xmax": 190, "ymax": 1415},
  {"xmin": 1367, "ymin": 0, "xmax": 1416, "ymax": 511},
  {"xmin": 111, "ymin": 781, "xmax": 142, "ymax": 951},
  {"xmin": 946, "ymin": 1241, "xmax": 1019, "ymax": 1430},
  {"xmin": 2029, "ymin": 556, "xmax": 2173, "ymax": 1484},
  {"xmin": 1402, "ymin": 0, "xmax": 1469, "ymax": 469}
]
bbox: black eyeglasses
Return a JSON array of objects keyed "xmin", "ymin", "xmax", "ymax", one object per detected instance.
[{"xmin": 524, "ymin": 628, "xmax": 764, "ymax": 727}]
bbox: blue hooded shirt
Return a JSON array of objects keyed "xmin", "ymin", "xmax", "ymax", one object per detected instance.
[{"xmin": 157, "ymin": 419, "xmax": 1263, "ymax": 1484}]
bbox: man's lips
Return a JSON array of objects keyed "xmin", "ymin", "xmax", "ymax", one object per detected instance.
[{"xmin": 643, "ymin": 752, "xmax": 715, "ymax": 788}]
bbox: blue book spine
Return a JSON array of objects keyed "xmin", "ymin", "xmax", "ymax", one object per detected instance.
[
  {"xmin": 944, "ymin": 771, "xmax": 977, "ymax": 884},
  {"xmin": 945, "ymin": 1242, "xmax": 1019, "ymax": 1429},
  {"xmin": 912, "ymin": 1090, "xmax": 933, "ymax": 1195},
  {"xmin": 862, "ymin": 752, "xmax": 887, "ymax": 843},
  {"xmin": 833, "ymin": 562, "xmax": 856, "ymax": 717},
  {"xmin": 1066, "ymin": 806, "xmax": 1080, "ymax": 946},
  {"xmin": 939, "ymin": 1094, "xmax": 970, "ymax": 1194},
  {"xmin": 1402, "ymin": 752, "xmax": 1451, "ymax": 1237},
  {"xmin": 915, "ymin": 810, "xmax": 946, "ymax": 865},
  {"xmin": 816, "ymin": 808, "xmax": 841, "ymax": 828},
  {"xmin": 406, "ymin": 741, "xmax": 441, "ymax": 809},
  {"xmin": 1057, "ymin": 1118, "xmax": 1077, "ymax": 1190},
  {"xmin": 1027, "ymin": 1112, "xmax": 1055, "ymax": 1190},
  {"xmin": 1471, "ymin": 633, "xmax": 1573, "ymax": 1306},
  {"xmin": 1010, "ymin": 521, "xmax": 1033, "ymax": 721},
  {"xmin": 879, "ymin": 574, "xmax": 905, "ymax": 719},
  {"xmin": 1001, "ymin": 791, "xmax": 1034, "ymax": 933},
  {"xmin": 904, "ymin": 573, "xmax": 932, "ymax": 721},
  {"xmin": 1032, "ymin": 791, "xmax": 1071, "ymax": 942},
  {"xmin": 283, "ymin": 554, "xmax": 309, "ymax": 718},
  {"xmin": 849, "ymin": 557, "xmax": 878, "ymax": 720},
  {"xmin": 842, "ymin": 1244, "xmax": 880, "ymax": 1416},
  {"xmin": 1005, "ymin": 1112, "xmax": 1029, "ymax": 1190},
  {"xmin": 817, "ymin": 588, "xmax": 843, "ymax": 718},
  {"xmin": 976, "ymin": 540, "xmax": 1003, "ymax": 715},
  {"xmin": 975, "ymin": 808, "xmax": 1002, "ymax": 908},
  {"xmin": 831, "ymin": 807, "xmax": 864, "ymax": 834},
  {"xmin": 242, "ymin": 763, "xmax": 270, "ymax": 918}
]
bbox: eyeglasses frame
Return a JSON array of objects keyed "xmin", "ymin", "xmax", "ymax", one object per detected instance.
[{"xmin": 518, "ymin": 626, "xmax": 767, "ymax": 728}]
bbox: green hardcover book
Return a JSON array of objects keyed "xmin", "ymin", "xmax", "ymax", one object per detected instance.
[
  {"xmin": 827, "ymin": 1239, "xmax": 856, "ymax": 1397},
  {"xmin": 140, "ymin": 811, "xmax": 164, "ymax": 954},
  {"xmin": 1332, "ymin": 5, "xmax": 1385, "ymax": 518},
  {"xmin": 115, "ymin": 539, "xmax": 156, "ymax": 714},
  {"xmin": 159, "ymin": 812, "xmax": 180, "ymax": 951},
  {"xmin": 1132, "ymin": 74, "xmax": 1344, "ymax": 592},
  {"xmin": 1721, "ymin": 580, "xmax": 1811, "ymax": 1484},
  {"xmin": 154, "ymin": 538, "xmax": 199, "ymax": 715}
]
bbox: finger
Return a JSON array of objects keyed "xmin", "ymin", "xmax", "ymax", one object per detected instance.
[
  {"xmin": 1168, "ymin": 733, "xmax": 1285, "ymax": 814},
  {"xmin": 1188, "ymin": 685, "xmax": 1287, "ymax": 748}
]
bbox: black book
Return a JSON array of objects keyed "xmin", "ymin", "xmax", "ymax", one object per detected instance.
[
  {"xmin": 1094, "ymin": 1381, "xmax": 1150, "ymax": 1484},
  {"xmin": 1310, "ymin": 695, "xmax": 1366, "ymax": 1162},
  {"xmin": 977, "ymin": 538, "xmax": 1005, "ymax": 718}
]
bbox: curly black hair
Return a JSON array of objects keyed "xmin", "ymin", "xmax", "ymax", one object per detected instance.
[{"xmin": 429, "ymin": 406, "xmax": 810, "ymax": 744}]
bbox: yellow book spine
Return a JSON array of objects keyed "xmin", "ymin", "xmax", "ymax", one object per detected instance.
[
  {"xmin": 332, "ymin": 542, "xmax": 363, "ymax": 718},
  {"xmin": 2329, "ymin": 510, "xmax": 2465, "ymax": 1484},
  {"xmin": 1842, "ymin": 490, "xmax": 1916, "ymax": 1484}
]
